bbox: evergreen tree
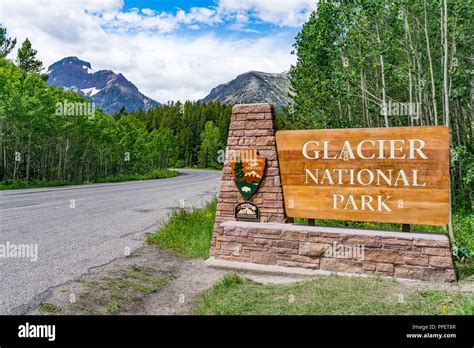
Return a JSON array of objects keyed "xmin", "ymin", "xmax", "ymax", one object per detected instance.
[
  {"xmin": 234, "ymin": 159, "xmax": 244, "ymax": 181},
  {"xmin": 0, "ymin": 26, "xmax": 16, "ymax": 58},
  {"xmin": 16, "ymin": 38, "xmax": 44, "ymax": 74}
]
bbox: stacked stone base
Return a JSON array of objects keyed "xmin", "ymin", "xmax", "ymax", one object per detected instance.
[{"xmin": 212, "ymin": 221, "xmax": 456, "ymax": 282}]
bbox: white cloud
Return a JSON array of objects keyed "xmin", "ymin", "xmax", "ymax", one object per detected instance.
[
  {"xmin": 141, "ymin": 8, "xmax": 156, "ymax": 16},
  {"xmin": 217, "ymin": 0, "xmax": 318, "ymax": 27},
  {"xmin": 119, "ymin": 33, "xmax": 294, "ymax": 102},
  {"xmin": 97, "ymin": 5, "xmax": 222, "ymax": 34},
  {"xmin": 0, "ymin": 0, "xmax": 304, "ymax": 102}
]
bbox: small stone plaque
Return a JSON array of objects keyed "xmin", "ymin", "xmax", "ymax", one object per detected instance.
[{"xmin": 235, "ymin": 202, "xmax": 259, "ymax": 221}]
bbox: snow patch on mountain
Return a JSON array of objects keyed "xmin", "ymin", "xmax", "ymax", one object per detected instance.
[{"xmin": 81, "ymin": 87, "xmax": 102, "ymax": 97}]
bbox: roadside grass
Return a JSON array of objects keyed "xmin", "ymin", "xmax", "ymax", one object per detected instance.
[
  {"xmin": 38, "ymin": 302, "xmax": 61, "ymax": 313},
  {"xmin": 0, "ymin": 168, "xmax": 178, "ymax": 190},
  {"xmin": 147, "ymin": 198, "xmax": 217, "ymax": 258},
  {"xmin": 196, "ymin": 273, "xmax": 473, "ymax": 315},
  {"xmin": 70, "ymin": 264, "xmax": 168, "ymax": 315},
  {"xmin": 452, "ymin": 213, "xmax": 474, "ymax": 279}
]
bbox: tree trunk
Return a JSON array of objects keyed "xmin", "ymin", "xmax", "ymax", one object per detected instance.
[
  {"xmin": 424, "ymin": 0, "xmax": 438, "ymax": 125},
  {"xmin": 376, "ymin": 23, "xmax": 389, "ymax": 127},
  {"xmin": 26, "ymin": 132, "xmax": 31, "ymax": 181},
  {"xmin": 442, "ymin": 0, "xmax": 455, "ymax": 242}
]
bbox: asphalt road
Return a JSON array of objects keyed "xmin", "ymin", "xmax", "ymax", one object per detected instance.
[{"xmin": 0, "ymin": 169, "xmax": 221, "ymax": 314}]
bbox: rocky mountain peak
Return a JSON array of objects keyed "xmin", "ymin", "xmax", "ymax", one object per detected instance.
[{"xmin": 46, "ymin": 57, "xmax": 159, "ymax": 114}]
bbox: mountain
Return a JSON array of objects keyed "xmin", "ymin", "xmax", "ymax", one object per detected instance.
[
  {"xmin": 201, "ymin": 71, "xmax": 291, "ymax": 108},
  {"xmin": 47, "ymin": 56, "xmax": 159, "ymax": 114},
  {"xmin": 244, "ymin": 171, "xmax": 261, "ymax": 178}
]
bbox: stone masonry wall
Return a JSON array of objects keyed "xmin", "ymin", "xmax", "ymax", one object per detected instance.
[
  {"xmin": 210, "ymin": 103, "xmax": 287, "ymax": 257},
  {"xmin": 217, "ymin": 221, "xmax": 456, "ymax": 282}
]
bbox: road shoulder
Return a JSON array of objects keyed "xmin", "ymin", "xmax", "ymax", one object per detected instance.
[{"xmin": 29, "ymin": 245, "xmax": 225, "ymax": 315}]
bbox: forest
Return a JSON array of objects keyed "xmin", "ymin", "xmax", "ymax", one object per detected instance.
[
  {"xmin": 287, "ymin": 0, "xmax": 473, "ymax": 210},
  {"xmin": 123, "ymin": 101, "xmax": 231, "ymax": 169},
  {"xmin": 0, "ymin": 28, "xmax": 232, "ymax": 187}
]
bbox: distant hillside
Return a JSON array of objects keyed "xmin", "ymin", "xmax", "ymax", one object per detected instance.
[
  {"xmin": 47, "ymin": 56, "xmax": 159, "ymax": 114},
  {"xmin": 201, "ymin": 71, "xmax": 291, "ymax": 108}
]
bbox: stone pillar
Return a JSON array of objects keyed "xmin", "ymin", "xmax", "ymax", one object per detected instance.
[{"xmin": 210, "ymin": 103, "xmax": 287, "ymax": 257}]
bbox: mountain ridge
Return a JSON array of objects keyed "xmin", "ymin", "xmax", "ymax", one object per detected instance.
[
  {"xmin": 201, "ymin": 70, "xmax": 291, "ymax": 108},
  {"xmin": 47, "ymin": 56, "xmax": 292, "ymax": 112},
  {"xmin": 47, "ymin": 56, "xmax": 159, "ymax": 114}
]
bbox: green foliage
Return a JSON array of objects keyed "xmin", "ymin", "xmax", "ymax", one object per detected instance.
[
  {"xmin": 451, "ymin": 213, "xmax": 474, "ymax": 250},
  {"xmin": 0, "ymin": 56, "xmax": 180, "ymax": 185},
  {"xmin": 198, "ymin": 121, "xmax": 222, "ymax": 168},
  {"xmin": 124, "ymin": 101, "xmax": 232, "ymax": 168},
  {"xmin": 147, "ymin": 198, "xmax": 217, "ymax": 258},
  {"xmin": 15, "ymin": 38, "xmax": 44, "ymax": 75},
  {"xmin": 451, "ymin": 212, "xmax": 474, "ymax": 279},
  {"xmin": 0, "ymin": 30, "xmax": 231, "ymax": 186},
  {"xmin": 0, "ymin": 25, "xmax": 16, "ymax": 58},
  {"xmin": 451, "ymin": 146, "xmax": 474, "ymax": 210}
]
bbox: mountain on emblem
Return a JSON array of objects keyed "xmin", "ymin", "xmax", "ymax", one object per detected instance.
[{"xmin": 230, "ymin": 149, "xmax": 266, "ymax": 200}]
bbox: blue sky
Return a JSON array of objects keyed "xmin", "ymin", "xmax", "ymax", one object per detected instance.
[
  {"xmin": 123, "ymin": 0, "xmax": 215, "ymax": 12},
  {"xmin": 120, "ymin": 0, "xmax": 299, "ymax": 37},
  {"xmin": 1, "ymin": 0, "xmax": 317, "ymax": 101}
]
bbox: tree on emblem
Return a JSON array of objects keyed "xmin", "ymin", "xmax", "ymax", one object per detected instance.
[
  {"xmin": 234, "ymin": 157, "xmax": 244, "ymax": 182},
  {"xmin": 231, "ymin": 149, "xmax": 266, "ymax": 200}
]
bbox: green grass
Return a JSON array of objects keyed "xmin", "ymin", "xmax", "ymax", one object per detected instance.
[
  {"xmin": 0, "ymin": 168, "xmax": 178, "ymax": 190},
  {"xmin": 451, "ymin": 213, "xmax": 474, "ymax": 279},
  {"xmin": 196, "ymin": 273, "xmax": 474, "ymax": 315},
  {"xmin": 38, "ymin": 302, "xmax": 61, "ymax": 313},
  {"xmin": 147, "ymin": 198, "xmax": 217, "ymax": 258}
]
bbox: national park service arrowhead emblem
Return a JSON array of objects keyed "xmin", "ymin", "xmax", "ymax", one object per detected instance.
[{"xmin": 230, "ymin": 148, "xmax": 266, "ymax": 200}]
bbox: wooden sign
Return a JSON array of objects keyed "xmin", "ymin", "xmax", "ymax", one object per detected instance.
[{"xmin": 276, "ymin": 126, "xmax": 450, "ymax": 226}]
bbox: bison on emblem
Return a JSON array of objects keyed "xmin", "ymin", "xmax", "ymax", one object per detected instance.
[{"xmin": 230, "ymin": 148, "xmax": 266, "ymax": 200}]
